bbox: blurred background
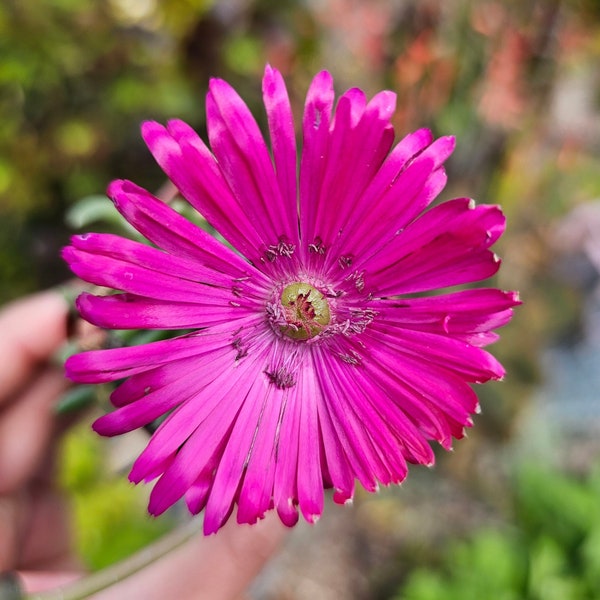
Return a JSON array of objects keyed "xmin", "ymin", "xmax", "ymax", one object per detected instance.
[{"xmin": 1, "ymin": 0, "xmax": 600, "ymax": 598}]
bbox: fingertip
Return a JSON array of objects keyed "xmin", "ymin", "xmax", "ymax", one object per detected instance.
[{"xmin": 0, "ymin": 288, "xmax": 70, "ymax": 406}]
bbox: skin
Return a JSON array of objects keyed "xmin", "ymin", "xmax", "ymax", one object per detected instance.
[{"xmin": 0, "ymin": 290, "xmax": 286, "ymax": 598}]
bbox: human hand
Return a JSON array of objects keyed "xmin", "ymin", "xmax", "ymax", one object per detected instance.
[{"xmin": 0, "ymin": 290, "xmax": 286, "ymax": 599}]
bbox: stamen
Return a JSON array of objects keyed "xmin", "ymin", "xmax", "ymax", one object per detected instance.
[
  {"xmin": 265, "ymin": 367, "xmax": 296, "ymax": 389},
  {"xmin": 338, "ymin": 255, "xmax": 353, "ymax": 269},
  {"xmin": 232, "ymin": 337, "xmax": 249, "ymax": 360},
  {"xmin": 350, "ymin": 271, "xmax": 365, "ymax": 293},
  {"xmin": 338, "ymin": 351, "xmax": 362, "ymax": 366},
  {"xmin": 266, "ymin": 236, "xmax": 295, "ymax": 262},
  {"xmin": 330, "ymin": 308, "xmax": 376, "ymax": 337},
  {"xmin": 308, "ymin": 237, "xmax": 326, "ymax": 255}
]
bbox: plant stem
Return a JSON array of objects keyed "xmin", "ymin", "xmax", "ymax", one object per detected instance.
[{"xmin": 26, "ymin": 520, "xmax": 202, "ymax": 600}]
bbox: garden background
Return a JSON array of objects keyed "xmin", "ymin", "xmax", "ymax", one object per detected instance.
[{"xmin": 1, "ymin": 0, "xmax": 600, "ymax": 598}]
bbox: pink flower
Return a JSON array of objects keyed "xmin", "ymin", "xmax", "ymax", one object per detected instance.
[{"xmin": 64, "ymin": 65, "xmax": 519, "ymax": 535}]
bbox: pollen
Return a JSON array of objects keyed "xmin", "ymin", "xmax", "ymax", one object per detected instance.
[{"xmin": 280, "ymin": 282, "xmax": 331, "ymax": 340}]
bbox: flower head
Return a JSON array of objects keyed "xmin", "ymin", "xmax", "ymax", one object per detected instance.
[{"xmin": 63, "ymin": 65, "xmax": 519, "ymax": 535}]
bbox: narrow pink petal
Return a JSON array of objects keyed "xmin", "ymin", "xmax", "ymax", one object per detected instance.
[
  {"xmin": 339, "ymin": 168, "xmax": 448, "ymax": 275},
  {"xmin": 185, "ymin": 472, "xmax": 214, "ymax": 515},
  {"xmin": 324, "ymin": 344, "xmax": 431, "ymax": 468},
  {"xmin": 263, "ymin": 65, "xmax": 298, "ymax": 228},
  {"xmin": 338, "ymin": 340, "xmax": 455, "ymax": 450},
  {"xmin": 370, "ymin": 349, "xmax": 478, "ymax": 439},
  {"xmin": 68, "ymin": 232, "xmax": 242, "ymax": 289},
  {"xmin": 373, "ymin": 251, "xmax": 500, "ymax": 296},
  {"xmin": 315, "ymin": 386, "xmax": 355, "ymax": 504},
  {"xmin": 207, "ymin": 77, "xmax": 297, "ymax": 249},
  {"xmin": 130, "ymin": 348, "xmax": 267, "ymax": 492},
  {"xmin": 307, "ymin": 89, "xmax": 396, "ymax": 266},
  {"xmin": 320, "ymin": 350, "xmax": 413, "ymax": 479},
  {"xmin": 65, "ymin": 316, "xmax": 262, "ymax": 383},
  {"xmin": 236, "ymin": 386, "xmax": 286, "ymax": 525},
  {"xmin": 358, "ymin": 127, "xmax": 434, "ymax": 204},
  {"xmin": 360, "ymin": 333, "xmax": 484, "ymax": 421},
  {"xmin": 295, "ymin": 355, "xmax": 324, "ymax": 523},
  {"xmin": 299, "ymin": 70, "xmax": 335, "ymax": 260},
  {"xmin": 273, "ymin": 390, "xmax": 302, "ymax": 527},
  {"xmin": 363, "ymin": 200, "xmax": 506, "ymax": 295},
  {"xmin": 375, "ymin": 199, "xmax": 505, "ymax": 261},
  {"xmin": 203, "ymin": 369, "xmax": 273, "ymax": 534},
  {"xmin": 107, "ymin": 180, "xmax": 268, "ymax": 287},
  {"xmin": 77, "ymin": 293, "xmax": 247, "ymax": 330},
  {"xmin": 311, "ymin": 348, "xmax": 379, "ymax": 493},
  {"xmin": 141, "ymin": 120, "xmax": 266, "ymax": 264},
  {"xmin": 148, "ymin": 427, "xmax": 228, "ymax": 517},
  {"xmin": 64, "ymin": 246, "xmax": 256, "ymax": 310},
  {"xmin": 304, "ymin": 89, "xmax": 368, "ymax": 251},
  {"xmin": 65, "ymin": 333, "xmax": 216, "ymax": 383},
  {"xmin": 93, "ymin": 345, "xmax": 234, "ymax": 436},
  {"xmin": 336, "ymin": 348, "xmax": 438, "ymax": 460},
  {"xmin": 109, "ymin": 354, "xmax": 209, "ymax": 407},
  {"xmin": 327, "ymin": 156, "xmax": 435, "ymax": 279},
  {"xmin": 376, "ymin": 289, "xmax": 520, "ymax": 346},
  {"xmin": 326, "ymin": 136, "xmax": 455, "ymax": 275},
  {"xmin": 369, "ymin": 325, "xmax": 505, "ymax": 383}
]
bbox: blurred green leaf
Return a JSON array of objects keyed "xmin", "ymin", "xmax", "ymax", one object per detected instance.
[
  {"xmin": 55, "ymin": 384, "xmax": 97, "ymax": 415},
  {"xmin": 398, "ymin": 462, "xmax": 600, "ymax": 600},
  {"xmin": 65, "ymin": 195, "xmax": 118, "ymax": 229}
]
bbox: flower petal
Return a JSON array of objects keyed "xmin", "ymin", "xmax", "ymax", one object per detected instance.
[
  {"xmin": 236, "ymin": 384, "xmax": 285, "ymax": 526},
  {"xmin": 63, "ymin": 245, "xmax": 257, "ymax": 311},
  {"xmin": 299, "ymin": 70, "xmax": 335, "ymax": 260},
  {"xmin": 65, "ymin": 317, "xmax": 260, "ymax": 383},
  {"xmin": 312, "ymin": 347, "xmax": 381, "ymax": 493},
  {"xmin": 203, "ymin": 367, "xmax": 274, "ymax": 534},
  {"xmin": 76, "ymin": 292, "xmax": 247, "ymax": 330},
  {"xmin": 207, "ymin": 75, "xmax": 299, "ymax": 250},
  {"xmin": 92, "ymin": 344, "xmax": 235, "ymax": 436},
  {"xmin": 320, "ymin": 349, "xmax": 413, "ymax": 479},
  {"xmin": 66, "ymin": 333, "xmax": 213, "ymax": 383},
  {"xmin": 272, "ymin": 388, "xmax": 302, "ymax": 526},
  {"xmin": 141, "ymin": 120, "xmax": 266, "ymax": 264},
  {"xmin": 107, "ymin": 180, "xmax": 266, "ymax": 285},
  {"xmin": 376, "ymin": 289, "xmax": 520, "ymax": 346},
  {"xmin": 263, "ymin": 65, "xmax": 298, "ymax": 226},
  {"xmin": 324, "ymin": 135, "xmax": 454, "ymax": 277},
  {"xmin": 363, "ymin": 199, "xmax": 505, "ymax": 295},
  {"xmin": 67, "ymin": 232, "xmax": 240, "ymax": 289},
  {"xmin": 133, "ymin": 348, "xmax": 269, "ymax": 503},
  {"xmin": 369, "ymin": 323, "xmax": 505, "ymax": 383},
  {"xmin": 294, "ymin": 355, "xmax": 325, "ymax": 523},
  {"xmin": 306, "ymin": 89, "xmax": 396, "ymax": 267}
]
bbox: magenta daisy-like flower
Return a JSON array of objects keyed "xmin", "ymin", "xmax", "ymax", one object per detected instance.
[{"xmin": 64, "ymin": 65, "xmax": 518, "ymax": 535}]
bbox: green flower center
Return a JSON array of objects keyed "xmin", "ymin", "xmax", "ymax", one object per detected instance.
[{"xmin": 280, "ymin": 282, "xmax": 331, "ymax": 340}]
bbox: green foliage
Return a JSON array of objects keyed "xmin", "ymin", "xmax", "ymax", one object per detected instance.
[
  {"xmin": 402, "ymin": 530, "xmax": 526, "ymax": 600},
  {"xmin": 0, "ymin": 0, "xmax": 207, "ymax": 302},
  {"xmin": 59, "ymin": 421, "xmax": 173, "ymax": 570},
  {"xmin": 397, "ymin": 463, "xmax": 600, "ymax": 600}
]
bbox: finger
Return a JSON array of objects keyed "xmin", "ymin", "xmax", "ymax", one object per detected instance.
[
  {"xmin": 17, "ymin": 483, "xmax": 78, "ymax": 572},
  {"xmin": 0, "ymin": 493, "xmax": 25, "ymax": 570},
  {"xmin": 0, "ymin": 290, "xmax": 68, "ymax": 407},
  {"xmin": 94, "ymin": 515, "xmax": 287, "ymax": 600},
  {"xmin": 17, "ymin": 571, "xmax": 83, "ymax": 594},
  {"xmin": 0, "ymin": 369, "xmax": 69, "ymax": 494}
]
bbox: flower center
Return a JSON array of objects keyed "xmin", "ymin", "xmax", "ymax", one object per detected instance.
[{"xmin": 280, "ymin": 282, "xmax": 330, "ymax": 340}]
